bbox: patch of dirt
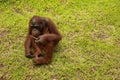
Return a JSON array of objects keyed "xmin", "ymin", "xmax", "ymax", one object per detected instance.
[
  {"xmin": 0, "ymin": 72, "xmax": 11, "ymax": 80},
  {"xmin": 18, "ymin": 35, "xmax": 24, "ymax": 40},
  {"xmin": 89, "ymin": 66, "xmax": 101, "ymax": 73},
  {"xmin": 24, "ymin": 4, "xmax": 34, "ymax": 13},
  {"xmin": 90, "ymin": 20, "xmax": 115, "ymax": 32},
  {"xmin": 25, "ymin": 74, "xmax": 33, "ymax": 80},
  {"xmin": 44, "ymin": 8, "xmax": 55, "ymax": 16},
  {"xmin": 90, "ymin": 24, "xmax": 115, "ymax": 42},
  {"xmin": 51, "ymin": 75, "xmax": 58, "ymax": 80},
  {"xmin": 0, "ymin": 76, "xmax": 7, "ymax": 80},
  {"xmin": 64, "ymin": 48, "xmax": 72, "ymax": 53},
  {"xmin": 115, "ymin": 37, "xmax": 120, "ymax": 47},
  {"xmin": 99, "ymin": 25, "xmax": 115, "ymax": 33},
  {"xmin": 0, "ymin": 29, "xmax": 11, "ymax": 38},
  {"xmin": 66, "ymin": 30, "xmax": 82, "ymax": 39},
  {"xmin": 60, "ymin": 0, "xmax": 67, "ymax": 4},
  {"xmin": 91, "ymin": 30, "xmax": 110, "ymax": 41},
  {"xmin": 104, "ymin": 66, "xmax": 120, "ymax": 79},
  {"xmin": 13, "ymin": 8, "xmax": 24, "ymax": 15},
  {"xmin": 0, "ymin": 63, "xmax": 4, "ymax": 68}
]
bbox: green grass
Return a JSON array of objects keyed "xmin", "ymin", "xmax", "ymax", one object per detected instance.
[{"xmin": 0, "ymin": 0, "xmax": 120, "ymax": 80}]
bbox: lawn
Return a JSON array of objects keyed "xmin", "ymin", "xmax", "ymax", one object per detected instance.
[{"xmin": 0, "ymin": 0, "xmax": 120, "ymax": 80}]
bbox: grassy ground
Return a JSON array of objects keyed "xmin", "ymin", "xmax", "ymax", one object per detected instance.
[{"xmin": 0, "ymin": 0, "xmax": 120, "ymax": 80}]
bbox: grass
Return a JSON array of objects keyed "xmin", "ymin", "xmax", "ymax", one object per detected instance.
[{"xmin": 0, "ymin": 0, "xmax": 120, "ymax": 80}]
